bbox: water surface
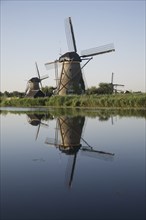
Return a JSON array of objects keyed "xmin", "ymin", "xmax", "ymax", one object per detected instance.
[{"xmin": 0, "ymin": 108, "xmax": 145, "ymax": 220}]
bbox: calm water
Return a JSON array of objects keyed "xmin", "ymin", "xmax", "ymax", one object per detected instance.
[{"xmin": 0, "ymin": 107, "xmax": 145, "ymax": 220}]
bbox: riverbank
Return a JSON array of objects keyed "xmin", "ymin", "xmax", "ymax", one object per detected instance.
[{"xmin": 0, "ymin": 93, "xmax": 146, "ymax": 109}]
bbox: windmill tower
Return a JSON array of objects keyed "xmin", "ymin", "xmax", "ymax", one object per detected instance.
[
  {"xmin": 111, "ymin": 72, "xmax": 124, "ymax": 93},
  {"xmin": 25, "ymin": 62, "xmax": 48, "ymax": 98},
  {"xmin": 45, "ymin": 17, "xmax": 115, "ymax": 95}
]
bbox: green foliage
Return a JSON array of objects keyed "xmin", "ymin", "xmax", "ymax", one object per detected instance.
[
  {"xmin": 0, "ymin": 97, "xmax": 47, "ymax": 107},
  {"xmin": 97, "ymin": 82, "xmax": 113, "ymax": 94},
  {"xmin": 0, "ymin": 91, "xmax": 25, "ymax": 98},
  {"xmin": 86, "ymin": 86, "xmax": 97, "ymax": 95},
  {"xmin": 42, "ymin": 86, "xmax": 55, "ymax": 97},
  {"xmin": 86, "ymin": 83, "xmax": 113, "ymax": 95},
  {"xmin": 0, "ymin": 93, "xmax": 146, "ymax": 109}
]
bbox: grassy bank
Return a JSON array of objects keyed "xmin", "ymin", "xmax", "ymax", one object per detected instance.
[{"xmin": 0, "ymin": 93, "xmax": 146, "ymax": 109}]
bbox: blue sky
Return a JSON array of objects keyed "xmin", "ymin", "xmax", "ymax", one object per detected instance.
[{"xmin": 1, "ymin": 0, "xmax": 145, "ymax": 92}]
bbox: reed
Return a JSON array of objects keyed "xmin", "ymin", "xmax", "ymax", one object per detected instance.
[{"xmin": 0, "ymin": 93, "xmax": 146, "ymax": 109}]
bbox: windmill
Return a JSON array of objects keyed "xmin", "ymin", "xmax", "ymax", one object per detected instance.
[
  {"xmin": 25, "ymin": 62, "xmax": 49, "ymax": 98},
  {"xmin": 45, "ymin": 116, "xmax": 114, "ymax": 188},
  {"xmin": 110, "ymin": 72, "xmax": 124, "ymax": 93},
  {"xmin": 45, "ymin": 17, "xmax": 115, "ymax": 95}
]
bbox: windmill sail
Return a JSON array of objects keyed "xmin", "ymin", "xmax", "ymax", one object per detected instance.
[
  {"xmin": 45, "ymin": 17, "xmax": 115, "ymax": 96},
  {"xmin": 113, "ymin": 84, "xmax": 124, "ymax": 87},
  {"xmin": 80, "ymin": 43, "xmax": 115, "ymax": 58},
  {"xmin": 35, "ymin": 62, "xmax": 43, "ymax": 89},
  {"xmin": 45, "ymin": 60, "xmax": 60, "ymax": 70},
  {"xmin": 111, "ymin": 72, "xmax": 114, "ymax": 84},
  {"xmin": 40, "ymin": 74, "xmax": 49, "ymax": 81},
  {"xmin": 65, "ymin": 17, "xmax": 77, "ymax": 52},
  {"xmin": 35, "ymin": 62, "xmax": 41, "ymax": 79}
]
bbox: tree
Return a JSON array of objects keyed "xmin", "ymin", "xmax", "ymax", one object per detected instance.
[
  {"xmin": 12, "ymin": 91, "xmax": 20, "ymax": 97},
  {"xmin": 86, "ymin": 86, "xmax": 97, "ymax": 95},
  {"xmin": 42, "ymin": 86, "xmax": 56, "ymax": 97},
  {"xmin": 3, "ymin": 91, "xmax": 10, "ymax": 97},
  {"xmin": 96, "ymin": 83, "xmax": 113, "ymax": 94},
  {"xmin": 86, "ymin": 83, "xmax": 113, "ymax": 95}
]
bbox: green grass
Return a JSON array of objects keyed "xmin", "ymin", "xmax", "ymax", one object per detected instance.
[{"xmin": 0, "ymin": 93, "xmax": 146, "ymax": 109}]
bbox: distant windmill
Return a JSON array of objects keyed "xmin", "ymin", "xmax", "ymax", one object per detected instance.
[
  {"xmin": 45, "ymin": 17, "xmax": 115, "ymax": 95},
  {"xmin": 45, "ymin": 116, "xmax": 114, "ymax": 188},
  {"xmin": 25, "ymin": 62, "xmax": 49, "ymax": 98},
  {"xmin": 110, "ymin": 72, "xmax": 124, "ymax": 93}
]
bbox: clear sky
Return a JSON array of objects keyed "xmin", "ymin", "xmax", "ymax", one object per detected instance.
[{"xmin": 1, "ymin": 0, "xmax": 145, "ymax": 92}]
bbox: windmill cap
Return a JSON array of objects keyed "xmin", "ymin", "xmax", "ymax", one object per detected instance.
[
  {"xmin": 29, "ymin": 77, "xmax": 40, "ymax": 82},
  {"xmin": 59, "ymin": 52, "xmax": 81, "ymax": 62}
]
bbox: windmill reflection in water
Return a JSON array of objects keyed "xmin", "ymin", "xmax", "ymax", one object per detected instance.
[
  {"xmin": 27, "ymin": 113, "xmax": 49, "ymax": 140},
  {"xmin": 45, "ymin": 115, "xmax": 115, "ymax": 188}
]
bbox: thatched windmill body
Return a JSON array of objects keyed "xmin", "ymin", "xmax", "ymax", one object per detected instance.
[
  {"xmin": 45, "ymin": 17, "xmax": 115, "ymax": 95},
  {"xmin": 25, "ymin": 62, "xmax": 48, "ymax": 98}
]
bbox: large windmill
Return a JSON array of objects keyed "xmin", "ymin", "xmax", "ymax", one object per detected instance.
[
  {"xmin": 45, "ymin": 17, "xmax": 115, "ymax": 95},
  {"xmin": 25, "ymin": 62, "xmax": 48, "ymax": 98}
]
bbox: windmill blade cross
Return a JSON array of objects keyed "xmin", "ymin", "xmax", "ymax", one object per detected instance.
[
  {"xmin": 45, "ymin": 60, "xmax": 60, "ymax": 70},
  {"xmin": 80, "ymin": 43, "xmax": 115, "ymax": 58},
  {"xmin": 45, "ymin": 60, "xmax": 60, "ymax": 87},
  {"xmin": 40, "ymin": 74, "xmax": 49, "ymax": 81},
  {"xmin": 111, "ymin": 72, "xmax": 114, "ymax": 84},
  {"xmin": 65, "ymin": 17, "xmax": 77, "ymax": 52},
  {"xmin": 35, "ymin": 62, "xmax": 43, "ymax": 89},
  {"xmin": 35, "ymin": 62, "xmax": 41, "ymax": 79},
  {"xmin": 113, "ymin": 84, "xmax": 124, "ymax": 87}
]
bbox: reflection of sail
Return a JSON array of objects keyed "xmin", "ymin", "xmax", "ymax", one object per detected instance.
[
  {"xmin": 65, "ymin": 154, "xmax": 78, "ymax": 188},
  {"xmin": 80, "ymin": 146, "xmax": 114, "ymax": 161},
  {"xmin": 45, "ymin": 115, "xmax": 115, "ymax": 188},
  {"xmin": 27, "ymin": 114, "xmax": 48, "ymax": 140}
]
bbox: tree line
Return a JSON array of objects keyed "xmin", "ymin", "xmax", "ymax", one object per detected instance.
[{"xmin": 0, "ymin": 83, "xmax": 138, "ymax": 98}]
